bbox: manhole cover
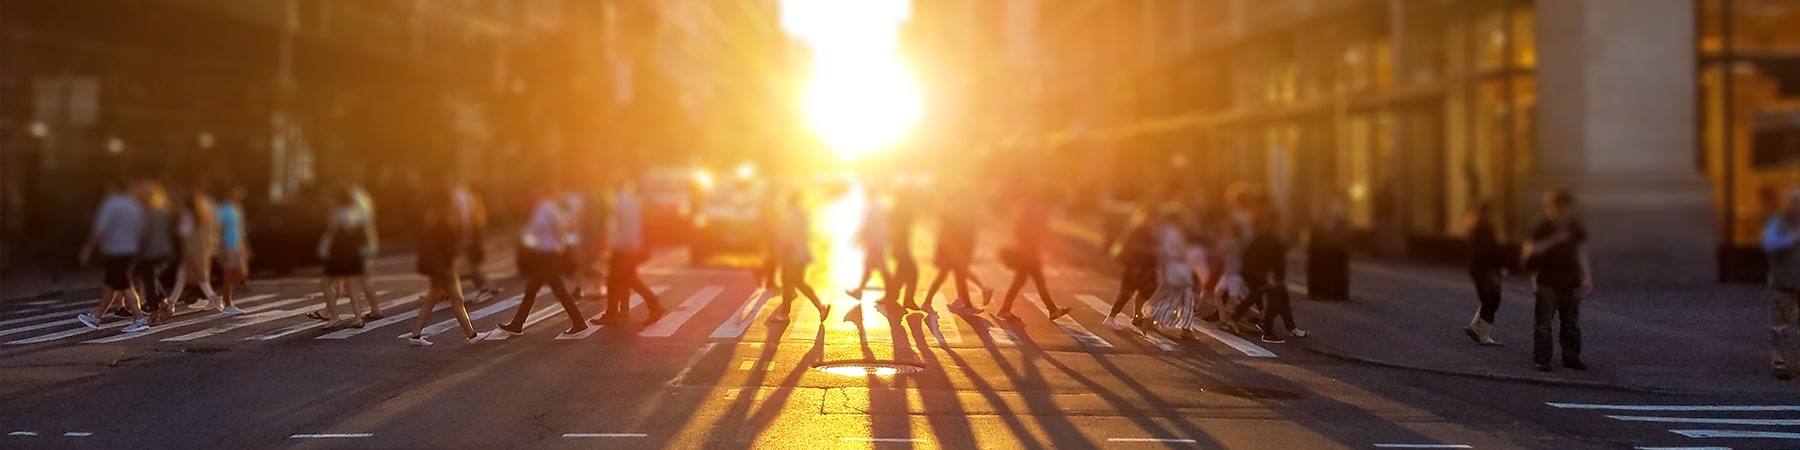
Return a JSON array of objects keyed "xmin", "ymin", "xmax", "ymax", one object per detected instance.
[
  {"xmin": 1203, "ymin": 386, "xmax": 1302, "ymax": 400},
  {"xmin": 814, "ymin": 360, "xmax": 926, "ymax": 377}
]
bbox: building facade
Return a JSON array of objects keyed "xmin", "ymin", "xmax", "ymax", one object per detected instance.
[{"xmin": 991, "ymin": 0, "xmax": 1800, "ymax": 283}]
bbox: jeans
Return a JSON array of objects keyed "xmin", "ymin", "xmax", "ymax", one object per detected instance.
[
  {"xmin": 1472, "ymin": 270, "xmax": 1503, "ymax": 323},
  {"xmin": 1772, "ymin": 289, "xmax": 1800, "ymax": 371},
  {"xmin": 1533, "ymin": 287, "xmax": 1583, "ymax": 364}
]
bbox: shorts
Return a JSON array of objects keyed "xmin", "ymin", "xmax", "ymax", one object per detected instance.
[
  {"xmin": 323, "ymin": 252, "xmax": 365, "ymax": 277},
  {"xmin": 102, "ymin": 255, "xmax": 135, "ymax": 290}
]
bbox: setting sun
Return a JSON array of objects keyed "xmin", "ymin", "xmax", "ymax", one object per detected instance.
[{"xmin": 782, "ymin": 0, "xmax": 921, "ymax": 159}]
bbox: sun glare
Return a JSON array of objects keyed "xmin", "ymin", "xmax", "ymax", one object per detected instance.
[{"xmin": 782, "ymin": 0, "xmax": 921, "ymax": 159}]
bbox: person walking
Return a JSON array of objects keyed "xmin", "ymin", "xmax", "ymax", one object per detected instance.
[
  {"xmin": 1464, "ymin": 200, "xmax": 1507, "ymax": 346},
  {"xmin": 135, "ymin": 182, "xmax": 178, "ymax": 322},
  {"xmin": 350, "ymin": 185, "xmax": 382, "ymax": 319},
  {"xmin": 452, "ymin": 185, "xmax": 499, "ymax": 303},
  {"xmin": 594, "ymin": 180, "xmax": 665, "ymax": 326},
  {"xmin": 313, "ymin": 189, "xmax": 370, "ymax": 330},
  {"xmin": 78, "ymin": 181, "xmax": 151, "ymax": 333},
  {"xmin": 767, "ymin": 192, "xmax": 830, "ymax": 324},
  {"xmin": 1143, "ymin": 207, "xmax": 1200, "ymax": 338},
  {"xmin": 1764, "ymin": 187, "xmax": 1800, "ymax": 380},
  {"xmin": 213, "ymin": 186, "xmax": 252, "ymax": 313},
  {"xmin": 167, "ymin": 189, "xmax": 222, "ymax": 312},
  {"xmin": 920, "ymin": 190, "xmax": 986, "ymax": 314},
  {"xmin": 994, "ymin": 190, "xmax": 1072, "ymax": 322},
  {"xmin": 1523, "ymin": 188, "xmax": 1592, "ymax": 372},
  {"xmin": 1240, "ymin": 210, "xmax": 1305, "ymax": 343},
  {"xmin": 404, "ymin": 189, "xmax": 492, "ymax": 346},
  {"xmin": 1104, "ymin": 200, "xmax": 1160, "ymax": 330},
  {"xmin": 887, "ymin": 188, "xmax": 921, "ymax": 310},
  {"xmin": 845, "ymin": 188, "xmax": 892, "ymax": 302},
  {"xmin": 495, "ymin": 188, "xmax": 589, "ymax": 337}
]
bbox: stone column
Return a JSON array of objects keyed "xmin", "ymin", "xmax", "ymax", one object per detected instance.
[{"xmin": 1533, "ymin": 0, "xmax": 1716, "ymax": 283}]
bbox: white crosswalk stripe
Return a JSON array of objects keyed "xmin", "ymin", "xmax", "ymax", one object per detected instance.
[
  {"xmin": 417, "ymin": 296, "xmax": 523, "ymax": 338},
  {"xmin": 1, "ymin": 300, "xmax": 98, "ymax": 326},
  {"xmin": 7, "ymin": 295, "xmax": 282, "ymax": 345},
  {"xmin": 640, "ymin": 286, "xmax": 724, "ymax": 337},
  {"xmin": 924, "ymin": 309, "xmax": 963, "ymax": 346},
  {"xmin": 314, "ymin": 294, "xmax": 433, "ymax": 340},
  {"xmin": 166, "ymin": 292, "xmax": 405, "ymax": 342},
  {"xmin": 1073, "ymin": 294, "xmax": 1181, "ymax": 351},
  {"xmin": 1026, "ymin": 294, "xmax": 1112, "ymax": 348},
  {"xmin": 83, "ymin": 294, "xmax": 288, "ymax": 343},
  {"xmin": 557, "ymin": 286, "xmax": 669, "ymax": 340},
  {"xmin": 0, "ymin": 318, "xmax": 79, "ymax": 337},
  {"xmin": 1551, "ymin": 402, "xmax": 1800, "ymax": 443},
  {"xmin": 709, "ymin": 289, "xmax": 777, "ymax": 339}
]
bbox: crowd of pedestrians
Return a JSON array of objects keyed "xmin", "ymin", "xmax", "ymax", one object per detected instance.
[{"xmin": 76, "ymin": 181, "xmax": 253, "ymax": 333}]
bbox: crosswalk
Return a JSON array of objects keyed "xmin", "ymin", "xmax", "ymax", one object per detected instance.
[
  {"xmin": 0, "ymin": 283, "xmax": 1283, "ymax": 357},
  {"xmin": 1548, "ymin": 402, "xmax": 1800, "ymax": 444}
]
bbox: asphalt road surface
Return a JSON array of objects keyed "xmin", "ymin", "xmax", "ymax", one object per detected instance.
[{"xmin": 4, "ymin": 228, "xmax": 1799, "ymax": 449}]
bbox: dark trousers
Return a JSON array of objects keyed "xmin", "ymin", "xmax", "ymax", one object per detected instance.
[
  {"xmin": 1472, "ymin": 270, "xmax": 1503, "ymax": 323},
  {"xmin": 999, "ymin": 258, "xmax": 1061, "ymax": 313},
  {"xmin": 1533, "ymin": 287, "xmax": 1583, "ymax": 364},
  {"xmin": 509, "ymin": 271, "xmax": 585, "ymax": 329},
  {"xmin": 1109, "ymin": 263, "xmax": 1156, "ymax": 317},
  {"xmin": 133, "ymin": 257, "xmax": 171, "ymax": 310},
  {"xmin": 1306, "ymin": 246, "xmax": 1349, "ymax": 300},
  {"xmin": 922, "ymin": 262, "xmax": 971, "ymax": 307},
  {"xmin": 887, "ymin": 255, "xmax": 919, "ymax": 305},
  {"xmin": 607, "ymin": 250, "xmax": 661, "ymax": 316},
  {"xmin": 1253, "ymin": 283, "xmax": 1296, "ymax": 332}
]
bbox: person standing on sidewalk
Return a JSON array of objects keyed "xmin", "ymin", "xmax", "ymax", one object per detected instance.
[
  {"xmin": 1762, "ymin": 187, "xmax": 1800, "ymax": 380},
  {"xmin": 995, "ymin": 189, "xmax": 1072, "ymax": 322},
  {"xmin": 1523, "ymin": 188, "xmax": 1592, "ymax": 372},
  {"xmin": 595, "ymin": 179, "xmax": 666, "ymax": 326},
  {"xmin": 496, "ymin": 188, "xmax": 589, "ymax": 337},
  {"xmin": 213, "ymin": 186, "xmax": 252, "ymax": 314},
  {"xmin": 1465, "ymin": 200, "xmax": 1507, "ymax": 346},
  {"xmin": 78, "ymin": 181, "xmax": 151, "ymax": 333}
]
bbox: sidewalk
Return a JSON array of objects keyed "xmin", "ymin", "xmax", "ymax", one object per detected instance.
[{"xmin": 1050, "ymin": 214, "xmax": 1787, "ymax": 395}]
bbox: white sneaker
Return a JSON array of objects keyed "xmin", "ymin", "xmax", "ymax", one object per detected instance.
[
  {"xmin": 77, "ymin": 313, "xmax": 102, "ymax": 329},
  {"xmin": 191, "ymin": 300, "xmax": 213, "ymax": 310},
  {"xmin": 1102, "ymin": 316, "xmax": 1122, "ymax": 331},
  {"xmin": 122, "ymin": 319, "xmax": 150, "ymax": 333},
  {"xmin": 466, "ymin": 331, "xmax": 494, "ymax": 343},
  {"xmin": 219, "ymin": 306, "xmax": 246, "ymax": 316},
  {"xmin": 1288, "ymin": 328, "xmax": 1309, "ymax": 339},
  {"xmin": 407, "ymin": 335, "xmax": 434, "ymax": 346}
]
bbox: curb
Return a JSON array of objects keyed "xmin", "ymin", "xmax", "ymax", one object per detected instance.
[{"xmin": 1298, "ymin": 342, "xmax": 1716, "ymax": 395}]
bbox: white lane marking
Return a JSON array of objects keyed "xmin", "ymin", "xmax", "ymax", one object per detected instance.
[
  {"xmin": 63, "ymin": 432, "xmax": 93, "ymax": 437},
  {"xmin": 1189, "ymin": 324, "xmax": 1277, "ymax": 358},
  {"xmin": 1073, "ymin": 294, "xmax": 1181, "ymax": 352},
  {"xmin": 0, "ymin": 319, "xmax": 79, "ymax": 337},
  {"xmin": 563, "ymin": 433, "xmax": 648, "ymax": 438},
  {"xmin": 1107, "ymin": 437, "xmax": 1198, "ymax": 443},
  {"xmin": 8, "ymin": 294, "xmax": 287, "ymax": 344},
  {"xmin": 1634, "ymin": 447, "xmax": 1733, "ymax": 450},
  {"xmin": 1372, "ymin": 445, "xmax": 1472, "ymax": 449},
  {"xmin": 967, "ymin": 314, "xmax": 1017, "ymax": 347},
  {"xmin": 925, "ymin": 309, "xmax": 963, "ymax": 346},
  {"xmin": 841, "ymin": 437, "xmax": 924, "ymax": 443},
  {"xmin": 665, "ymin": 342, "xmax": 716, "ymax": 387},
  {"xmin": 1548, "ymin": 403, "xmax": 1800, "ymax": 411},
  {"xmin": 1607, "ymin": 415, "xmax": 1800, "ymax": 426},
  {"xmin": 1670, "ymin": 429, "xmax": 1800, "ymax": 439},
  {"xmin": 8, "ymin": 431, "xmax": 37, "ymax": 436},
  {"xmin": 1, "ymin": 300, "xmax": 98, "ymax": 326},
  {"xmin": 288, "ymin": 433, "xmax": 373, "ymax": 439},
  {"xmin": 785, "ymin": 294, "xmax": 840, "ymax": 341},
  {"xmin": 248, "ymin": 319, "xmax": 328, "ymax": 341},
  {"xmin": 416, "ymin": 296, "xmax": 522, "ymax": 337},
  {"xmin": 82, "ymin": 295, "xmax": 289, "ymax": 343},
  {"xmin": 167, "ymin": 293, "xmax": 409, "ymax": 342},
  {"xmin": 641, "ymin": 286, "xmax": 725, "ymax": 337},
  {"xmin": 1027, "ymin": 294, "xmax": 1112, "ymax": 348},
  {"xmin": 315, "ymin": 294, "xmax": 434, "ymax": 339},
  {"xmin": 557, "ymin": 286, "xmax": 668, "ymax": 340},
  {"xmin": 709, "ymin": 289, "xmax": 776, "ymax": 339},
  {"xmin": 738, "ymin": 359, "xmax": 756, "ymax": 371}
]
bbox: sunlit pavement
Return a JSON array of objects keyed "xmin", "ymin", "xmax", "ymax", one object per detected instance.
[{"xmin": 1, "ymin": 198, "xmax": 1797, "ymax": 449}]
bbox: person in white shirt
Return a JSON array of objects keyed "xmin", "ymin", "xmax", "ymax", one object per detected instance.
[
  {"xmin": 592, "ymin": 180, "xmax": 665, "ymax": 326},
  {"xmin": 78, "ymin": 181, "xmax": 151, "ymax": 333},
  {"xmin": 493, "ymin": 189, "xmax": 590, "ymax": 337}
]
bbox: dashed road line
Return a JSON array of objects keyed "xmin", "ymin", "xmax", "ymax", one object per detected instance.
[
  {"xmin": 1669, "ymin": 429, "xmax": 1800, "ymax": 439},
  {"xmin": 1607, "ymin": 415, "xmax": 1800, "ymax": 426},
  {"xmin": 1371, "ymin": 445, "xmax": 1472, "ymax": 449},
  {"xmin": 563, "ymin": 433, "xmax": 647, "ymax": 438},
  {"xmin": 62, "ymin": 432, "xmax": 92, "ymax": 437},
  {"xmin": 1107, "ymin": 437, "xmax": 1198, "ymax": 443},
  {"xmin": 288, "ymin": 433, "xmax": 373, "ymax": 439},
  {"xmin": 8, "ymin": 431, "xmax": 37, "ymax": 436},
  {"xmin": 1548, "ymin": 403, "xmax": 1800, "ymax": 411},
  {"xmin": 841, "ymin": 437, "xmax": 923, "ymax": 443}
]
